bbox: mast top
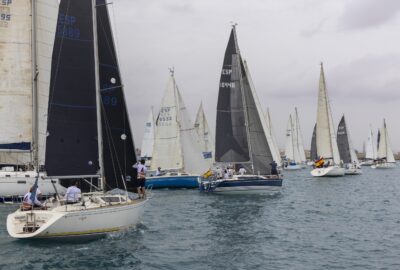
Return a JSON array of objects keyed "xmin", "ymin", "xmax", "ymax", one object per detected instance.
[{"xmin": 169, "ymin": 67, "xmax": 175, "ymax": 77}]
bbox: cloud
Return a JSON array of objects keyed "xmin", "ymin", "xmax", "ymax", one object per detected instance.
[{"xmin": 339, "ymin": 0, "xmax": 400, "ymax": 30}]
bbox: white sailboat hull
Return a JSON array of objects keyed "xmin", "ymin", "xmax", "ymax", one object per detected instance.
[
  {"xmin": 0, "ymin": 171, "xmax": 66, "ymax": 202},
  {"xmin": 359, "ymin": 160, "xmax": 374, "ymax": 166},
  {"xmin": 311, "ymin": 166, "xmax": 345, "ymax": 177},
  {"xmin": 344, "ymin": 168, "xmax": 362, "ymax": 175},
  {"xmin": 7, "ymin": 195, "xmax": 147, "ymax": 239},
  {"xmin": 371, "ymin": 162, "xmax": 396, "ymax": 169}
]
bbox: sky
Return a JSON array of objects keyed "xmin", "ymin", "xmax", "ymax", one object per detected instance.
[{"xmin": 110, "ymin": 0, "xmax": 400, "ymax": 153}]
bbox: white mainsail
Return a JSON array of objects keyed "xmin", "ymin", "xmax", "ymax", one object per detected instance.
[
  {"xmin": 151, "ymin": 73, "xmax": 209, "ymax": 174},
  {"xmin": 140, "ymin": 108, "xmax": 155, "ymax": 159},
  {"xmin": 284, "ymin": 112, "xmax": 303, "ymax": 164},
  {"xmin": 377, "ymin": 119, "xmax": 395, "ymax": 163},
  {"xmin": 294, "ymin": 108, "xmax": 307, "ymax": 162},
  {"xmin": 194, "ymin": 102, "xmax": 214, "ymax": 160},
  {"xmin": 316, "ymin": 63, "xmax": 341, "ymax": 165},
  {"xmin": 264, "ymin": 108, "xmax": 282, "ymax": 166},
  {"xmin": 365, "ymin": 127, "xmax": 377, "ymax": 160},
  {"xmin": 0, "ymin": 0, "xmax": 58, "ymax": 166}
]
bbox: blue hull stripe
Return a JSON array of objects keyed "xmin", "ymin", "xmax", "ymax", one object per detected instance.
[
  {"xmin": 145, "ymin": 176, "xmax": 199, "ymax": 189},
  {"xmin": 216, "ymin": 179, "xmax": 283, "ymax": 188}
]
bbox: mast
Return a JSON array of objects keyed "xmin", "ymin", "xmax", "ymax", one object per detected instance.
[
  {"xmin": 233, "ymin": 25, "xmax": 254, "ymax": 173},
  {"xmin": 171, "ymin": 68, "xmax": 185, "ymax": 171},
  {"xmin": 93, "ymin": 0, "xmax": 105, "ymax": 187},
  {"xmin": 31, "ymin": 0, "xmax": 39, "ymax": 170}
]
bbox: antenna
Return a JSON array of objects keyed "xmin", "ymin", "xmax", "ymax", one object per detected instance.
[{"xmin": 230, "ymin": 21, "xmax": 238, "ymax": 28}]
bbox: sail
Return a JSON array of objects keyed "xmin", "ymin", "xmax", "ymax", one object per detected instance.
[
  {"xmin": 365, "ymin": 127, "xmax": 377, "ymax": 160},
  {"xmin": 36, "ymin": 0, "xmax": 60, "ymax": 166},
  {"xmin": 264, "ymin": 109, "xmax": 282, "ymax": 166},
  {"xmin": 376, "ymin": 129, "xmax": 381, "ymax": 152},
  {"xmin": 0, "ymin": 0, "xmax": 33, "ymax": 164},
  {"xmin": 151, "ymin": 75, "xmax": 183, "ymax": 171},
  {"xmin": 0, "ymin": 1, "xmax": 58, "ymax": 166},
  {"xmin": 241, "ymin": 59, "xmax": 273, "ymax": 174},
  {"xmin": 215, "ymin": 28, "xmax": 250, "ymax": 163},
  {"xmin": 294, "ymin": 108, "xmax": 306, "ymax": 162},
  {"xmin": 337, "ymin": 115, "xmax": 359, "ymax": 164},
  {"xmin": 310, "ymin": 124, "xmax": 317, "ymax": 161},
  {"xmin": 45, "ymin": 0, "xmax": 99, "ymax": 176},
  {"xmin": 177, "ymin": 89, "xmax": 210, "ymax": 174},
  {"xmin": 194, "ymin": 102, "xmax": 214, "ymax": 159},
  {"xmin": 140, "ymin": 109, "xmax": 155, "ymax": 159},
  {"xmin": 284, "ymin": 115, "xmax": 294, "ymax": 161},
  {"xmin": 377, "ymin": 119, "xmax": 395, "ymax": 163},
  {"xmin": 97, "ymin": 0, "xmax": 137, "ymax": 190},
  {"xmin": 315, "ymin": 63, "xmax": 340, "ymax": 165}
]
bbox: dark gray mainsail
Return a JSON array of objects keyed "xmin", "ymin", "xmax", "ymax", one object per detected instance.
[
  {"xmin": 215, "ymin": 26, "xmax": 273, "ymax": 174},
  {"xmin": 215, "ymin": 27, "xmax": 250, "ymax": 164},
  {"xmin": 337, "ymin": 115, "xmax": 351, "ymax": 164},
  {"xmin": 310, "ymin": 124, "xmax": 317, "ymax": 161}
]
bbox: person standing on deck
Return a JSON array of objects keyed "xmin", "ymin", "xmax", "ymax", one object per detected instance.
[
  {"xmin": 270, "ymin": 160, "xmax": 278, "ymax": 175},
  {"xmin": 135, "ymin": 159, "xmax": 147, "ymax": 198}
]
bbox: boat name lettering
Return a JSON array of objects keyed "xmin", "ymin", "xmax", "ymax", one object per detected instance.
[
  {"xmin": 0, "ymin": 0, "xmax": 11, "ymax": 6},
  {"xmin": 220, "ymin": 82, "xmax": 235, "ymax": 88},
  {"xmin": 56, "ymin": 13, "xmax": 80, "ymax": 39},
  {"xmin": 221, "ymin": 69, "xmax": 232, "ymax": 75}
]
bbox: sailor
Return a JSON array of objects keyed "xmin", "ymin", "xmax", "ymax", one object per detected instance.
[
  {"xmin": 65, "ymin": 180, "xmax": 81, "ymax": 204},
  {"xmin": 156, "ymin": 167, "xmax": 163, "ymax": 176},
  {"xmin": 270, "ymin": 160, "xmax": 278, "ymax": 175},
  {"xmin": 136, "ymin": 159, "xmax": 147, "ymax": 199},
  {"xmin": 238, "ymin": 166, "xmax": 246, "ymax": 175},
  {"xmin": 22, "ymin": 186, "xmax": 44, "ymax": 210},
  {"xmin": 223, "ymin": 169, "xmax": 230, "ymax": 179}
]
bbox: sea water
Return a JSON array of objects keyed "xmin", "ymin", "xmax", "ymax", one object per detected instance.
[{"xmin": 1, "ymin": 166, "xmax": 400, "ymax": 270}]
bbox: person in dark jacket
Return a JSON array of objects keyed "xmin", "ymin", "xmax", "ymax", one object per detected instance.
[{"xmin": 270, "ymin": 160, "xmax": 278, "ymax": 175}]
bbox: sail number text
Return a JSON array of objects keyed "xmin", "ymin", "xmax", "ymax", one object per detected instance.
[{"xmin": 56, "ymin": 13, "xmax": 80, "ymax": 40}]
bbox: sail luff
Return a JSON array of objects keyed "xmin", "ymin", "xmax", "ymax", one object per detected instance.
[
  {"xmin": 265, "ymin": 108, "xmax": 282, "ymax": 166},
  {"xmin": 295, "ymin": 108, "xmax": 306, "ymax": 162}
]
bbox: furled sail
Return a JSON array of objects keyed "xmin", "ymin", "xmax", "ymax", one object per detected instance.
[{"xmin": 315, "ymin": 63, "xmax": 340, "ymax": 165}]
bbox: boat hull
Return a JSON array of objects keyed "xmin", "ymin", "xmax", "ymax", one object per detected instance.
[
  {"xmin": 199, "ymin": 175, "xmax": 283, "ymax": 193},
  {"xmin": 359, "ymin": 160, "xmax": 374, "ymax": 166},
  {"xmin": 7, "ymin": 199, "xmax": 147, "ymax": 239},
  {"xmin": 0, "ymin": 171, "xmax": 66, "ymax": 203},
  {"xmin": 371, "ymin": 162, "xmax": 396, "ymax": 169},
  {"xmin": 311, "ymin": 166, "xmax": 345, "ymax": 177},
  {"xmin": 145, "ymin": 175, "xmax": 199, "ymax": 189}
]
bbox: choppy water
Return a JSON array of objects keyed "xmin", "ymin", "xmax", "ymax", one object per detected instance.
[{"xmin": 1, "ymin": 166, "xmax": 400, "ymax": 270}]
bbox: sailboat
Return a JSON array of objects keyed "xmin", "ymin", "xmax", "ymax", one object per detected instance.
[
  {"xmin": 337, "ymin": 115, "xmax": 362, "ymax": 175},
  {"xmin": 310, "ymin": 63, "xmax": 344, "ymax": 177},
  {"xmin": 284, "ymin": 108, "xmax": 306, "ymax": 170},
  {"xmin": 194, "ymin": 102, "xmax": 214, "ymax": 162},
  {"xmin": 264, "ymin": 108, "xmax": 282, "ymax": 167},
  {"xmin": 372, "ymin": 119, "xmax": 395, "ymax": 169},
  {"xmin": 199, "ymin": 25, "xmax": 282, "ymax": 193},
  {"xmin": 360, "ymin": 127, "xmax": 377, "ymax": 166},
  {"xmin": 0, "ymin": 0, "xmax": 66, "ymax": 202},
  {"xmin": 140, "ymin": 108, "xmax": 155, "ymax": 166},
  {"xmin": 7, "ymin": 0, "xmax": 147, "ymax": 239},
  {"xmin": 147, "ymin": 71, "xmax": 210, "ymax": 188}
]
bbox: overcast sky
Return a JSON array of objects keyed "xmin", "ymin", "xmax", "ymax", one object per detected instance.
[{"xmin": 110, "ymin": 0, "xmax": 400, "ymax": 153}]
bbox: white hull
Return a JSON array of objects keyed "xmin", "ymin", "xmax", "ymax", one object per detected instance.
[
  {"xmin": 371, "ymin": 162, "xmax": 396, "ymax": 169},
  {"xmin": 7, "ymin": 194, "xmax": 147, "ymax": 239},
  {"xmin": 359, "ymin": 160, "xmax": 374, "ymax": 166},
  {"xmin": 0, "ymin": 171, "xmax": 66, "ymax": 199},
  {"xmin": 311, "ymin": 166, "xmax": 345, "ymax": 177}
]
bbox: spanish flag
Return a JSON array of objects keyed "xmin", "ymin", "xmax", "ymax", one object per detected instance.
[{"xmin": 202, "ymin": 169, "xmax": 213, "ymax": 178}]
